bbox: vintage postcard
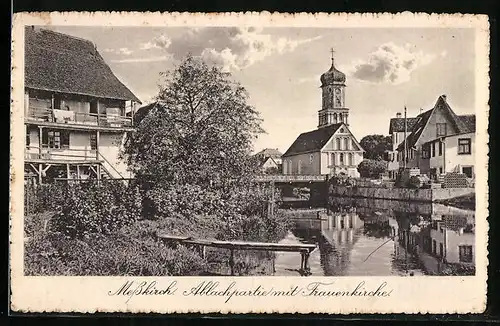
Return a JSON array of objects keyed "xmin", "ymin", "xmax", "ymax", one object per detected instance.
[{"xmin": 10, "ymin": 12, "xmax": 489, "ymax": 314}]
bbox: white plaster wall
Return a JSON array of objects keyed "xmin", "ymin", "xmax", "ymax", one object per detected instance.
[
  {"xmin": 444, "ymin": 133, "xmax": 475, "ymax": 175},
  {"xmin": 445, "ymin": 230, "xmax": 475, "ymax": 264},
  {"xmin": 284, "ymin": 152, "xmax": 321, "ymax": 175},
  {"xmin": 99, "ymin": 132, "xmax": 131, "ymax": 178}
]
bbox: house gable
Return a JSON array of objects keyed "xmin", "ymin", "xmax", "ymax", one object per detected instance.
[
  {"xmin": 397, "ymin": 95, "xmax": 471, "ymax": 152},
  {"xmin": 321, "ymin": 124, "xmax": 364, "ymax": 152}
]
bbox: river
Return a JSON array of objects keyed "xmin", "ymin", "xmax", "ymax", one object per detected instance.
[{"xmin": 274, "ymin": 197, "xmax": 476, "ymax": 276}]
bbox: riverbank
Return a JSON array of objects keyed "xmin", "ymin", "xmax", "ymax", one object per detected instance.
[
  {"xmin": 330, "ymin": 186, "xmax": 474, "ymax": 202},
  {"xmin": 436, "ymin": 193, "xmax": 475, "ymax": 210}
]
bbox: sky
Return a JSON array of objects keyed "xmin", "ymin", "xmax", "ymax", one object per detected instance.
[{"xmin": 46, "ymin": 26, "xmax": 476, "ymax": 154}]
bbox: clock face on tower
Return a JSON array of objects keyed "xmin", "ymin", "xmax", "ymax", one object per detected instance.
[{"xmin": 334, "ymin": 88, "xmax": 342, "ymax": 106}]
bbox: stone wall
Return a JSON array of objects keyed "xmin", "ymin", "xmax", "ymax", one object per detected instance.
[{"xmin": 329, "ymin": 186, "xmax": 474, "ymax": 202}]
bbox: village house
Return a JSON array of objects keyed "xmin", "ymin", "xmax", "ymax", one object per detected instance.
[
  {"xmin": 282, "ymin": 53, "xmax": 364, "ymax": 177},
  {"xmin": 395, "ymin": 95, "xmax": 475, "ymax": 180},
  {"xmin": 254, "ymin": 148, "xmax": 283, "ymax": 173},
  {"xmin": 24, "ymin": 26, "xmax": 141, "ymax": 184},
  {"xmin": 387, "ymin": 114, "xmax": 418, "ymax": 180}
]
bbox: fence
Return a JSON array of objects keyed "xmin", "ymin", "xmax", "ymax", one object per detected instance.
[
  {"xmin": 27, "ymin": 107, "xmax": 133, "ymax": 128},
  {"xmin": 25, "ymin": 146, "xmax": 97, "ymax": 161}
]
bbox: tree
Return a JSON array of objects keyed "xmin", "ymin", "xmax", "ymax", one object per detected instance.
[
  {"xmin": 123, "ymin": 55, "xmax": 264, "ymax": 187},
  {"xmin": 359, "ymin": 135, "xmax": 392, "ymax": 160},
  {"xmin": 357, "ymin": 159, "xmax": 388, "ymax": 179},
  {"xmin": 122, "ymin": 56, "xmax": 288, "ymax": 242}
]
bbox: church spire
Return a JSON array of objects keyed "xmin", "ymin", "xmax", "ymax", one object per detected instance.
[{"xmin": 318, "ymin": 49, "xmax": 349, "ymax": 128}]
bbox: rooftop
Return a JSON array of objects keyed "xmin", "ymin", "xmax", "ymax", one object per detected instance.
[{"xmin": 25, "ymin": 26, "xmax": 141, "ymax": 102}]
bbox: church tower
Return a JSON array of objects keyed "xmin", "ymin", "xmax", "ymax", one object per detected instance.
[{"xmin": 318, "ymin": 49, "xmax": 349, "ymax": 128}]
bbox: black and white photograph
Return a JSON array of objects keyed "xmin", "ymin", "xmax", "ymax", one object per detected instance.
[
  {"xmin": 10, "ymin": 12, "xmax": 489, "ymax": 314},
  {"xmin": 21, "ymin": 23, "xmax": 479, "ymax": 277}
]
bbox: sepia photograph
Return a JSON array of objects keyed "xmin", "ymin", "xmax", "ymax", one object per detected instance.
[
  {"xmin": 10, "ymin": 12, "xmax": 489, "ymax": 314},
  {"xmin": 22, "ymin": 24, "xmax": 478, "ymax": 277}
]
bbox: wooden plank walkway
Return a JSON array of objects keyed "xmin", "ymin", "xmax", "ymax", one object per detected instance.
[{"xmin": 157, "ymin": 233, "xmax": 316, "ymax": 276}]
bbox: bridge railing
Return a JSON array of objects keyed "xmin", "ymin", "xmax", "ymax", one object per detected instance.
[{"xmin": 254, "ymin": 174, "xmax": 328, "ymax": 182}]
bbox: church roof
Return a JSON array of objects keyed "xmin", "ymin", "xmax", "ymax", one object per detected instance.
[
  {"xmin": 282, "ymin": 123, "xmax": 343, "ymax": 157},
  {"xmin": 320, "ymin": 59, "xmax": 346, "ymax": 86},
  {"xmin": 25, "ymin": 26, "xmax": 141, "ymax": 102}
]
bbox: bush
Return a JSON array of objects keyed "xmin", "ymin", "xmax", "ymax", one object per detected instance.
[
  {"xmin": 357, "ymin": 159, "xmax": 388, "ymax": 179},
  {"xmin": 329, "ymin": 173, "xmax": 356, "ymax": 188},
  {"xmin": 51, "ymin": 181, "xmax": 142, "ymax": 239},
  {"xmin": 25, "ymin": 229, "xmax": 207, "ymax": 276}
]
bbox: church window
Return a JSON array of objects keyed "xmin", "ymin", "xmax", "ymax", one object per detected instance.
[
  {"xmin": 340, "ymin": 153, "xmax": 344, "ymax": 166},
  {"xmin": 344, "ymin": 137, "xmax": 349, "ymax": 150},
  {"xmin": 298, "ymin": 160, "xmax": 302, "ymax": 174},
  {"xmin": 339, "ymin": 113, "xmax": 343, "ymax": 123},
  {"xmin": 309, "ymin": 154, "xmax": 314, "ymax": 164},
  {"xmin": 333, "ymin": 113, "xmax": 338, "ymax": 123},
  {"xmin": 331, "ymin": 153, "xmax": 335, "ymax": 166},
  {"xmin": 348, "ymin": 153, "xmax": 353, "ymax": 166},
  {"xmin": 336, "ymin": 138, "xmax": 341, "ymax": 150}
]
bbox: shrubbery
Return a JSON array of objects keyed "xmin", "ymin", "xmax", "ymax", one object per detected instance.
[
  {"xmin": 50, "ymin": 181, "xmax": 142, "ymax": 238},
  {"xmin": 25, "ymin": 231, "xmax": 207, "ymax": 276},
  {"xmin": 357, "ymin": 159, "xmax": 388, "ymax": 179}
]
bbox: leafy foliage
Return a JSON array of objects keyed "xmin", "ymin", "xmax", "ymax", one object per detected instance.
[
  {"xmin": 25, "ymin": 231, "xmax": 207, "ymax": 276},
  {"xmin": 51, "ymin": 181, "xmax": 142, "ymax": 239},
  {"xmin": 359, "ymin": 134, "xmax": 392, "ymax": 160},
  {"xmin": 328, "ymin": 173, "xmax": 356, "ymax": 188},
  {"xmin": 357, "ymin": 159, "xmax": 388, "ymax": 179},
  {"xmin": 123, "ymin": 55, "xmax": 264, "ymax": 187}
]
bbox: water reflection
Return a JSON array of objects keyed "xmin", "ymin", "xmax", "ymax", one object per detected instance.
[{"xmin": 276, "ymin": 197, "xmax": 475, "ymax": 276}]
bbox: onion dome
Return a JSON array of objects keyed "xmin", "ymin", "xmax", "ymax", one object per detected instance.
[{"xmin": 320, "ymin": 59, "xmax": 346, "ymax": 86}]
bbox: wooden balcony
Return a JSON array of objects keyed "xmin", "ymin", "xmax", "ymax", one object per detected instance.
[
  {"xmin": 25, "ymin": 107, "xmax": 133, "ymax": 131},
  {"xmin": 25, "ymin": 146, "xmax": 101, "ymax": 163}
]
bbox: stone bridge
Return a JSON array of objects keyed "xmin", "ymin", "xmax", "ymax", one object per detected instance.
[
  {"xmin": 254, "ymin": 174, "xmax": 330, "ymax": 207},
  {"xmin": 254, "ymin": 174, "xmax": 329, "ymax": 185}
]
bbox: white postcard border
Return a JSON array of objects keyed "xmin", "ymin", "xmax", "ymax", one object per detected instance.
[{"xmin": 10, "ymin": 12, "xmax": 490, "ymax": 314}]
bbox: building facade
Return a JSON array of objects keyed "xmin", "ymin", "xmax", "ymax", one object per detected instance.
[
  {"xmin": 395, "ymin": 95, "xmax": 475, "ymax": 180},
  {"xmin": 24, "ymin": 27, "xmax": 141, "ymax": 184},
  {"xmin": 254, "ymin": 148, "xmax": 283, "ymax": 173},
  {"xmin": 282, "ymin": 54, "xmax": 364, "ymax": 177},
  {"xmin": 387, "ymin": 114, "xmax": 418, "ymax": 180}
]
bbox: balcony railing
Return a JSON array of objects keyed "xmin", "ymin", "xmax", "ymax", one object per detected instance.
[
  {"xmin": 26, "ymin": 107, "xmax": 133, "ymax": 128},
  {"xmin": 25, "ymin": 146, "xmax": 98, "ymax": 161}
]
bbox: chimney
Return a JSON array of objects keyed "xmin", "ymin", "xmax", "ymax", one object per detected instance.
[
  {"xmin": 441, "ymin": 94, "xmax": 447, "ymax": 101},
  {"xmin": 396, "ymin": 112, "xmax": 402, "ymax": 118}
]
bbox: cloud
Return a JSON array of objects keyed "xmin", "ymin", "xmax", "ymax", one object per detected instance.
[
  {"xmin": 102, "ymin": 47, "xmax": 133, "ymax": 55},
  {"xmin": 140, "ymin": 34, "xmax": 172, "ymax": 50},
  {"xmin": 111, "ymin": 55, "xmax": 170, "ymax": 63},
  {"xmin": 349, "ymin": 42, "xmax": 436, "ymax": 85},
  {"xmin": 142, "ymin": 27, "xmax": 322, "ymax": 71}
]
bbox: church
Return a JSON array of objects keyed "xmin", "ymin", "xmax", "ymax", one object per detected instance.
[{"xmin": 282, "ymin": 52, "xmax": 364, "ymax": 178}]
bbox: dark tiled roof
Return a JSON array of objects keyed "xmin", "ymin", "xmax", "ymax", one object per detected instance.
[
  {"xmin": 254, "ymin": 148, "xmax": 283, "ymax": 158},
  {"xmin": 25, "ymin": 27, "xmax": 141, "ymax": 102},
  {"xmin": 458, "ymin": 114, "xmax": 476, "ymax": 133},
  {"xmin": 397, "ymin": 96, "xmax": 474, "ymax": 151},
  {"xmin": 388, "ymin": 117, "xmax": 419, "ymax": 134},
  {"xmin": 283, "ymin": 123, "xmax": 343, "ymax": 157}
]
